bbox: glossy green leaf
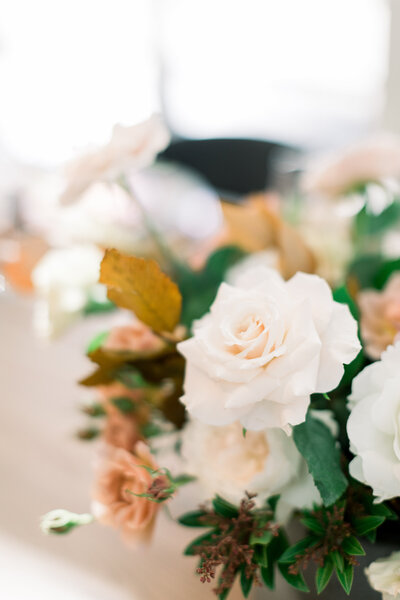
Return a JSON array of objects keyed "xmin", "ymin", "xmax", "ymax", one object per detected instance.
[
  {"xmin": 178, "ymin": 510, "xmax": 209, "ymax": 527},
  {"xmin": 333, "ymin": 286, "xmax": 359, "ymax": 320},
  {"xmin": 184, "ymin": 530, "xmax": 216, "ymax": 556},
  {"xmin": 253, "ymin": 544, "xmax": 268, "ymax": 568},
  {"xmin": 86, "ymin": 331, "xmax": 109, "ymax": 353},
  {"xmin": 278, "ymin": 564, "xmax": 310, "ymax": 593},
  {"xmin": 267, "ymin": 495, "xmax": 281, "ymax": 513},
  {"xmin": 341, "ymin": 536, "xmax": 365, "ymax": 556},
  {"xmin": 331, "ymin": 550, "xmax": 345, "ymax": 573},
  {"xmin": 240, "ymin": 566, "xmax": 253, "ymax": 598},
  {"xmin": 300, "ymin": 516, "xmax": 325, "ymax": 535},
  {"xmin": 352, "ymin": 515, "xmax": 385, "ymax": 536},
  {"xmin": 250, "ymin": 527, "xmax": 273, "ymax": 546},
  {"xmin": 111, "ymin": 396, "xmax": 136, "ymax": 413},
  {"xmin": 260, "ymin": 529, "xmax": 289, "ymax": 590},
  {"xmin": 293, "ymin": 414, "xmax": 348, "ymax": 506},
  {"xmin": 336, "ymin": 562, "xmax": 354, "ymax": 595},
  {"xmin": 278, "ymin": 536, "xmax": 317, "ymax": 564},
  {"xmin": 316, "ymin": 560, "xmax": 334, "ymax": 594},
  {"xmin": 212, "ymin": 495, "xmax": 239, "ymax": 519}
]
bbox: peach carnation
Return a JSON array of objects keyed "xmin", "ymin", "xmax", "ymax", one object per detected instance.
[
  {"xmin": 98, "ymin": 383, "xmax": 149, "ymax": 451},
  {"xmin": 92, "ymin": 442, "xmax": 162, "ymax": 543}
]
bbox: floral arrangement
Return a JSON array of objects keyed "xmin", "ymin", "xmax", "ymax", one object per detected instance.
[{"xmin": 41, "ymin": 125, "xmax": 400, "ymax": 600}]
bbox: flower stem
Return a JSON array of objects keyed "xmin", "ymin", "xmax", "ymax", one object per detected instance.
[{"xmin": 117, "ymin": 173, "xmax": 183, "ymax": 276}]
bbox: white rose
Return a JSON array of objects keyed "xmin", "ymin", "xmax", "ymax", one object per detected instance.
[
  {"xmin": 181, "ymin": 419, "xmax": 320, "ymax": 523},
  {"xmin": 347, "ymin": 342, "xmax": 400, "ymax": 502},
  {"xmin": 60, "ymin": 114, "xmax": 170, "ymax": 204},
  {"xmin": 31, "ymin": 244, "xmax": 104, "ymax": 338},
  {"xmin": 366, "ymin": 552, "xmax": 400, "ymax": 600},
  {"xmin": 225, "ymin": 249, "xmax": 281, "ymax": 284},
  {"xmin": 178, "ymin": 267, "xmax": 360, "ymax": 431}
]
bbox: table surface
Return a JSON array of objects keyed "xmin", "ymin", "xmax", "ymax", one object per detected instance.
[{"xmin": 0, "ymin": 292, "xmax": 250, "ymax": 600}]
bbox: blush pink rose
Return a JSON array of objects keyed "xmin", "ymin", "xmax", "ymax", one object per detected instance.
[
  {"xmin": 92, "ymin": 442, "xmax": 162, "ymax": 543},
  {"xmin": 303, "ymin": 135, "xmax": 400, "ymax": 198},
  {"xmin": 359, "ymin": 273, "xmax": 400, "ymax": 359}
]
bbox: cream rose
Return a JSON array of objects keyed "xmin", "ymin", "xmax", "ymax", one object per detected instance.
[
  {"xmin": 60, "ymin": 114, "xmax": 170, "ymax": 204},
  {"xmin": 366, "ymin": 552, "xmax": 400, "ymax": 600},
  {"xmin": 181, "ymin": 419, "xmax": 320, "ymax": 522},
  {"xmin": 178, "ymin": 267, "xmax": 360, "ymax": 431},
  {"xmin": 347, "ymin": 342, "xmax": 400, "ymax": 502}
]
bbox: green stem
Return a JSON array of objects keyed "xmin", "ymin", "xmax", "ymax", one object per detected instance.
[{"xmin": 117, "ymin": 173, "xmax": 182, "ymax": 276}]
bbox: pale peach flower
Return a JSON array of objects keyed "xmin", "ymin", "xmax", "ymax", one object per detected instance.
[
  {"xmin": 92, "ymin": 442, "xmax": 161, "ymax": 543},
  {"xmin": 60, "ymin": 115, "xmax": 170, "ymax": 204},
  {"xmin": 366, "ymin": 552, "xmax": 400, "ymax": 600},
  {"xmin": 359, "ymin": 273, "xmax": 400, "ymax": 359},
  {"xmin": 98, "ymin": 383, "xmax": 149, "ymax": 451},
  {"xmin": 104, "ymin": 320, "xmax": 164, "ymax": 353},
  {"xmin": 303, "ymin": 135, "xmax": 400, "ymax": 199}
]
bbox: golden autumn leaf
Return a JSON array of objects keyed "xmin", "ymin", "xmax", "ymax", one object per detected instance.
[
  {"xmin": 221, "ymin": 194, "xmax": 316, "ymax": 279},
  {"xmin": 221, "ymin": 197, "xmax": 276, "ymax": 252},
  {"xmin": 99, "ymin": 249, "xmax": 182, "ymax": 333}
]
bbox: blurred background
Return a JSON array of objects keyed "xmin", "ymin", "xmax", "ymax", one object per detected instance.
[{"xmin": 0, "ymin": 0, "xmax": 398, "ymax": 598}]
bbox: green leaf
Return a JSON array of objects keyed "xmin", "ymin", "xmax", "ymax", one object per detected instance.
[
  {"xmin": 333, "ymin": 286, "xmax": 359, "ymax": 321},
  {"xmin": 111, "ymin": 396, "xmax": 136, "ymax": 413},
  {"xmin": 300, "ymin": 516, "xmax": 325, "ymax": 535},
  {"xmin": 212, "ymin": 495, "xmax": 239, "ymax": 519},
  {"xmin": 115, "ymin": 367, "xmax": 149, "ymax": 389},
  {"xmin": 352, "ymin": 515, "xmax": 385, "ymax": 536},
  {"xmin": 278, "ymin": 564, "xmax": 310, "ymax": 593},
  {"xmin": 336, "ymin": 562, "xmax": 354, "ymax": 595},
  {"xmin": 260, "ymin": 529, "xmax": 289, "ymax": 589},
  {"xmin": 253, "ymin": 544, "xmax": 269, "ymax": 567},
  {"xmin": 250, "ymin": 529, "xmax": 273, "ymax": 547},
  {"xmin": 84, "ymin": 298, "xmax": 115, "ymax": 315},
  {"xmin": 339, "ymin": 348, "xmax": 365, "ymax": 388},
  {"xmin": 267, "ymin": 495, "xmax": 281, "ymax": 513},
  {"xmin": 331, "ymin": 550, "xmax": 345, "ymax": 573},
  {"xmin": 347, "ymin": 254, "xmax": 384, "ymax": 290},
  {"xmin": 76, "ymin": 427, "xmax": 100, "ymax": 440},
  {"xmin": 178, "ymin": 510, "xmax": 209, "ymax": 527},
  {"xmin": 278, "ymin": 536, "xmax": 317, "ymax": 564},
  {"xmin": 354, "ymin": 202, "xmax": 400, "ymax": 238},
  {"xmin": 86, "ymin": 331, "xmax": 109, "ymax": 353},
  {"xmin": 172, "ymin": 474, "xmax": 196, "ymax": 487},
  {"xmin": 293, "ymin": 413, "xmax": 348, "ymax": 507},
  {"xmin": 316, "ymin": 560, "xmax": 334, "ymax": 594},
  {"xmin": 177, "ymin": 246, "xmax": 246, "ymax": 328},
  {"xmin": 366, "ymin": 499, "xmax": 398, "ymax": 520},
  {"xmin": 184, "ymin": 530, "xmax": 216, "ymax": 556},
  {"xmin": 81, "ymin": 402, "xmax": 106, "ymax": 417},
  {"xmin": 374, "ymin": 259, "xmax": 400, "ymax": 289},
  {"xmin": 341, "ymin": 536, "xmax": 365, "ymax": 556},
  {"xmin": 240, "ymin": 565, "xmax": 253, "ymax": 598}
]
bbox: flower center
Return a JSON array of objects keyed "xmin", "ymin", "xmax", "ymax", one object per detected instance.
[{"xmin": 221, "ymin": 301, "xmax": 286, "ymax": 363}]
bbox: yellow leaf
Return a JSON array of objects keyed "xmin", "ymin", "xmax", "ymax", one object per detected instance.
[
  {"xmin": 221, "ymin": 196, "xmax": 276, "ymax": 252},
  {"xmin": 99, "ymin": 249, "xmax": 182, "ymax": 332},
  {"xmin": 221, "ymin": 194, "xmax": 315, "ymax": 278}
]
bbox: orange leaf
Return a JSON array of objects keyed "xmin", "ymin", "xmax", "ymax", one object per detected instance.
[{"xmin": 99, "ymin": 249, "xmax": 182, "ymax": 333}]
